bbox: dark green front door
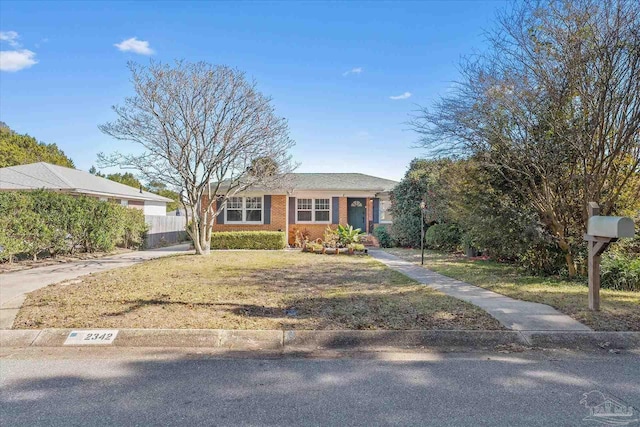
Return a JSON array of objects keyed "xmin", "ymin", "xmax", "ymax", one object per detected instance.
[{"xmin": 347, "ymin": 198, "xmax": 366, "ymax": 231}]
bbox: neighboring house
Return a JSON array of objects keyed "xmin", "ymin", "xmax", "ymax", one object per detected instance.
[
  {"xmin": 207, "ymin": 173, "xmax": 397, "ymax": 245},
  {"xmin": 0, "ymin": 162, "xmax": 172, "ymax": 215}
]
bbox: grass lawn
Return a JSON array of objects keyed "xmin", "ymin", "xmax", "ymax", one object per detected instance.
[
  {"xmin": 14, "ymin": 251, "xmax": 502, "ymax": 330},
  {"xmin": 383, "ymin": 248, "xmax": 640, "ymax": 331}
]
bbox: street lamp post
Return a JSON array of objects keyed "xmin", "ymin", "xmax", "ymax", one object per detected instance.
[{"xmin": 420, "ymin": 201, "xmax": 426, "ymax": 265}]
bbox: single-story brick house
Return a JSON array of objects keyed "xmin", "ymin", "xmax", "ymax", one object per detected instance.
[
  {"xmin": 0, "ymin": 162, "xmax": 172, "ymax": 215},
  {"xmin": 208, "ymin": 173, "xmax": 397, "ymax": 245}
]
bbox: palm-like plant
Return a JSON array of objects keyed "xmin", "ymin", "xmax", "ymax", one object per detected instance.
[{"xmin": 337, "ymin": 224, "xmax": 364, "ymax": 246}]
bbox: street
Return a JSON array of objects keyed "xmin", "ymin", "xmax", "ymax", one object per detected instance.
[{"xmin": 1, "ymin": 348, "xmax": 638, "ymax": 426}]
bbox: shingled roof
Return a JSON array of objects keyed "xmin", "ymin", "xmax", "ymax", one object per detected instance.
[
  {"xmin": 0, "ymin": 162, "xmax": 173, "ymax": 202},
  {"xmin": 284, "ymin": 173, "xmax": 398, "ymax": 191},
  {"xmin": 208, "ymin": 173, "xmax": 398, "ymax": 194}
]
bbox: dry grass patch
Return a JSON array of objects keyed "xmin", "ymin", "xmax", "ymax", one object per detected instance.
[
  {"xmin": 14, "ymin": 251, "xmax": 501, "ymax": 330},
  {"xmin": 384, "ymin": 248, "xmax": 640, "ymax": 331}
]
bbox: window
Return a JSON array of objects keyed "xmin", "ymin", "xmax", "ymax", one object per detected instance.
[
  {"xmin": 120, "ymin": 200, "xmax": 129, "ymax": 207},
  {"xmin": 315, "ymin": 198, "xmax": 330, "ymax": 222},
  {"xmin": 297, "ymin": 198, "xmax": 330, "ymax": 223},
  {"xmin": 297, "ymin": 198, "xmax": 312, "ymax": 222},
  {"xmin": 226, "ymin": 197, "xmax": 244, "ymax": 222},
  {"xmin": 380, "ymin": 200, "xmax": 393, "ymax": 223},
  {"xmin": 225, "ymin": 196, "xmax": 262, "ymax": 223},
  {"xmin": 245, "ymin": 197, "xmax": 262, "ymax": 222}
]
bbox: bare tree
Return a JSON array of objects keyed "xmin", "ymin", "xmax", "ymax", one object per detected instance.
[
  {"xmin": 412, "ymin": 0, "xmax": 640, "ymax": 276},
  {"xmin": 99, "ymin": 61, "xmax": 295, "ymax": 255}
]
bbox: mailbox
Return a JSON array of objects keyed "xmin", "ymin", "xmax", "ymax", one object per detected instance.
[{"xmin": 587, "ymin": 216, "xmax": 635, "ymax": 239}]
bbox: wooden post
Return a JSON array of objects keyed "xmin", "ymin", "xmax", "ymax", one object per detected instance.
[{"xmin": 587, "ymin": 202, "xmax": 600, "ymax": 311}]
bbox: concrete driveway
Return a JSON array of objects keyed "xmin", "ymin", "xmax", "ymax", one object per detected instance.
[{"xmin": 0, "ymin": 244, "xmax": 193, "ymax": 328}]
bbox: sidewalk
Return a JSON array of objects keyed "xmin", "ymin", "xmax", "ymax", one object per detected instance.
[
  {"xmin": 0, "ymin": 244, "xmax": 193, "ymax": 329},
  {"xmin": 368, "ymin": 250, "xmax": 591, "ymax": 332}
]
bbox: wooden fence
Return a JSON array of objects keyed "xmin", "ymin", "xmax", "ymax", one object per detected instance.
[{"xmin": 144, "ymin": 215, "xmax": 187, "ymax": 248}]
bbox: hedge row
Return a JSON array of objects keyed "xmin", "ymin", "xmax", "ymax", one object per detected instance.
[
  {"xmin": 210, "ymin": 231, "xmax": 286, "ymax": 250},
  {"xmin": 0, "ymin": 190, "xmax": 148, "ymax": 262}
]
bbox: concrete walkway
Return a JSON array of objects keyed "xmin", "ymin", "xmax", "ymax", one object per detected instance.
[
  {"xmin": 369, "ymin": 250, "xmax": 591, "ymax": 332},
  {"xmin": 0, "ymin": 244, "xmax": 193, "ymax": 329}
]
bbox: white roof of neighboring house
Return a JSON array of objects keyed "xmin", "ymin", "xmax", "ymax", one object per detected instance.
[{"xmin": 0, "ymin": 162, "xmax": 173, "ymax": 203}]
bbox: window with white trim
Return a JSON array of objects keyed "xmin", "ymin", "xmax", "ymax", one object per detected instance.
[
  {"xmin": 245, "ymin": 197, "xmax": 262, "ymax": 222},
  {"xmin": 225, "ymin": 196, "xmax": 263, "ymax": 223},
  {"xmin": 297, "ymin": 198, "xmax": 330, "ymax": 223},
  {"xmin": 297, "ymin": 198, "xmax": 312, "ymax": 222},
  {"xmin": 380, "ymin": 200, "xmax": 393, "ymax": 223},
  {"xmin": 315, "ymin": 198, "xmax": 330, "ymax": 222}
]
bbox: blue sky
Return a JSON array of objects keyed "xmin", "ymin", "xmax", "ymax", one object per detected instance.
[{"xmin": 1, "ymin": 0, "xmax": 506, "ymax": 181}]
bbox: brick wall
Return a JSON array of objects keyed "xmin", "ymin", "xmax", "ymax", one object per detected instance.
[
  {"xmin": 212, "ymin": 195, "xmax": 287, "ymax": 232},
  {"xmin": 339, "ymin": 197, "xmax": 348, "ymax": 224}
]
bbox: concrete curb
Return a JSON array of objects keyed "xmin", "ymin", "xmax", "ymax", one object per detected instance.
[
  {"xmin": 520, "ymin": 331, "xmax": 640, "ymax": 351},
  {"xmin": 283, "ymin": 330, "xmax": 525, "ymax": 350},
  {"xmin": 2, "ymin": 329, "xmax": 639, "ymax": 351}
]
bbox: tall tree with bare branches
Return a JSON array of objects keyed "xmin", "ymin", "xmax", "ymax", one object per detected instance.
[
  {"xmin": 99, "ymin": 61, "xmax": 295, "ymax": 255},
  {"xmin": 412, "ymin": 0, "xmax": 640, "ymax": 275}
]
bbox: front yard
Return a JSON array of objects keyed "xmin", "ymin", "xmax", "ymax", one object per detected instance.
[
  {"xmin": 384, "ymin": 248, "xmax": 640, "ymax": 331},
  {"xmin": 14, "ymin": 251, "xmax": 502, "ymax": 330}
]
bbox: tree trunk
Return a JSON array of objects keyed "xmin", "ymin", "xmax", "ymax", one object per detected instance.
[
  {"xmin": 557, "ymin": 239, "xmax": 577, "ymax": 277},
  {"xmin": 199, "ymin": 238, "xmax": 211, "ymax": 255}
]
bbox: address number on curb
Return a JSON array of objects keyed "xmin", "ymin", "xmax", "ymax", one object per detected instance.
[{"xmin": 64, "ymin": 330, "xmax": 119, "ymax": 345}]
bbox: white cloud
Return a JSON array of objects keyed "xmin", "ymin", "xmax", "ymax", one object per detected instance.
[
  {"xmin": 114, "ymin": 37, "xmax": 154, "ymax": 55},
  {"xmin": 389, "ymin": 91, "xmax": 412, "ymax": 100},
  {"xmin": 0, "ymin": 49, "xmax": 37, "ymax": 72},
  {"xmin": 343, "ymin": 67, "xmax": 363, "ymax": 76},
  {"xmin": 0, "ymin": 31, "xmax": 20, "ymax": 47}
]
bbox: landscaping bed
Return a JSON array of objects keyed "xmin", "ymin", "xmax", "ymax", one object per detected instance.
[
  {"xmin": 384, "ymin": 248, "xmax": 640, "ymax": 331},
  {"xmin": 13, "ymin": 251, "xmax": 502, "ymax": 330}
]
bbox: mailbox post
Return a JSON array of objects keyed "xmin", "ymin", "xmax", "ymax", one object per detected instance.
[{"xmin": 583, "ymin": 202, "xmax": 635, "ymax": 311}]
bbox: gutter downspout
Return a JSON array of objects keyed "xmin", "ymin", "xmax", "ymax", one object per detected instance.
[{"xmin": 285, "ymin": 191, "xmax": 290, "ymax": 247}]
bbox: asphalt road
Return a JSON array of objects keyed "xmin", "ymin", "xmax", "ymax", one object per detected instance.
[{"xmin": 1, "ymin": 348, "xmax": 638, "ymax": 426}]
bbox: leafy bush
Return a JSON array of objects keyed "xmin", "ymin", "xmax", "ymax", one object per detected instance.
[
  {"xmin": 0, "ymin": 190, "xmax": 148, "ymax": 262},
  {"xmin": 336, "ymin": 224, "xmax": 364, "ymax": 246},
  {"xmin": 210, "ymin": 231, "xmax": 286, "ymax": 250},
  {"xmin": 348, "ymin": 243, "xmax": 366, "ymax": 252},
  {"xmin": 601, "ymin": 254, "xmax": 640, "ymax": 291},
  {"xmin": 424, "ymin": 223, "xmax": 461, "ymax": 252},
  {"xmin": 373, "ymin": 225, "xmax": 394, "ymax": 248},
  {"xmin": 121, "ymin": 208, "xmax": 148, "ymax": 249},
  {"xmin": 322, "ymin": 226, "xmax": 340, "ymax": 248},
  {"xmin": 390, "ymin": 215, "xmax": 423, "ymax": 247},
  {"xmin": 320, "ymin": 224, "xmax": 364, "ymax": 248}
]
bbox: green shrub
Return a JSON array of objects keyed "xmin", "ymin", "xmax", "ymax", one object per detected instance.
[
  {"xmin": 121, "ymin": 208, "xmax": 148, "ymax": 249},
  {"xmin": 424, "ymin": 223, "xmax": 461, "ymax": 252},
  {"xmin": 0, "ymin": 190, "xmax": 148, "ymax": 262},
  {"xmin": 373, "ymin": 225, "xmax": 394, "ymax": 248},
  {"xmin": 390, "ymin": 215, "xmax": 423, "ymax": 247},
  {"xmin": 601, "ymin": 254, "xmax": 640, "ymax": 291},
  {"xmin": 210, "ymin": 231, "xmax": 286, "ymax": 250},
  {"xmin": 336, "ymin": 224, "xmax": 364, "ymax": 246}
]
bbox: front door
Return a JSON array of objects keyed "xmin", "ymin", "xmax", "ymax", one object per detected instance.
[{"xmin": 347, "ymin": 198, "xmax": 366, "ymax": 231}]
